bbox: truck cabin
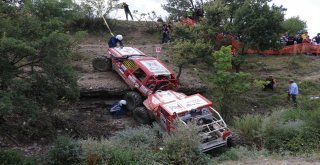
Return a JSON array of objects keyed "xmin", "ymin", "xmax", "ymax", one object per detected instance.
[
  {"xmin": 157, "ymin": 93, "xmax": 216, "ymax": 130},
  {"xmin": 132, "ymin": 59, "xmax": 178, "ymax": 92}
]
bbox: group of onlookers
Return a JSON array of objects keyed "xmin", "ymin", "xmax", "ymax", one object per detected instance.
[{"xmin": 280, "ymin": 32, "xmax": 320, "ymax": 46}]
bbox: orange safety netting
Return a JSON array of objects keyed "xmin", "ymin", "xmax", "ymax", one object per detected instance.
[
  {"xmin": 244, "ymin": 43, "xmax": 320, "ymax": 55},
  {"xmin": 181, "ymin": 18, "xmax": 197, "ymax": 26}
]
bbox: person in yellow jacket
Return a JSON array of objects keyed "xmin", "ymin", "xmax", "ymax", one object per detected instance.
[{"xmin": 301, "ymin": 31, "xmax": 309, "ymax": 40}]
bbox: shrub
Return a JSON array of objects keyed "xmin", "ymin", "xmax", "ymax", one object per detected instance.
[
  {"xmin": 0, "ymin": 149, "xmax": 35, "ymax": 165},
  {"xmin": 80, "ymin": 125, "xmax": 162, "ymax": 165},
  {"xmin": 304, "ymin": 108, "xmax": 320, "ymax": 128},
  {"xmin": 263, "ymin": 120, "xmax": 303, "ymax": 153},
  {"xmin": 218, "ymin": 148, "xmax": 240, "ymax": 161},
  {"xmin": 80, "ymin": 123, "xmax": 212, "ymax": 165},
  {"xmin": 298, "ymin": 96, "xmax": 320, "ymax": 111},
  {"xmin": 47, "ymin": 136, "xmax": 81, "ymax": 165},
  {"xmin": 298, "ymin": 80, "xmax": 320, "ymax": 95},
  {"xmin": 159, "ymin": 122, "xmax": 210, "ymax": 165},
  {"xmin": 261, "ymin": 109, "xmax": 320, "ymax": 153},
  {"xmin": 233, "ymin": 114, "xmax": 263, "ymax": 147}
]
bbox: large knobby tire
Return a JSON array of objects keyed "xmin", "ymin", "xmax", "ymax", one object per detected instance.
[
  {"xmin": 124, "ymin": 91, "xmax": 143, "ymax": 111},
  {"xmin": 227, "ymin": 132, "xmax": 241, "ymax": 148},
  {"xmin": 92, "ymin": 56, "xmax": 111, "ymax": 72},
  {"xmin": 133, "ymin": 106, "xmax": 152, "ymax": 124}
]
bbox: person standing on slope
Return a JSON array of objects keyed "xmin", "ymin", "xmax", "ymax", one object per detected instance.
[
  {"xmin": 123, "ymin": 2, "xmax": 133, "ymax": 21},
  {"xmin": 287, "ymin": 80, "xmax": 299, "ymax": 107}
]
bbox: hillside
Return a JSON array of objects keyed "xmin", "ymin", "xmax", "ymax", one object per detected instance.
[{"xmin": 2, "ymin": 19, "xmax": 320, "ymax": 164}]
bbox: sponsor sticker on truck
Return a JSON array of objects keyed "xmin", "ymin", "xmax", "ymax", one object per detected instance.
[{"xmin": 140, "ymin": 60, "xmax": 171, "ymax": 75}]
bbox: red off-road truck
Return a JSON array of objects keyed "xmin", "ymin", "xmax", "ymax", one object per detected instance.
[
  {"xmin": 92, "ymin": 47, "xmax": 178, "ymax": 111},
  {"xmin": 134, "ymin": 90, "xmax": 238, "ymax": 152}
]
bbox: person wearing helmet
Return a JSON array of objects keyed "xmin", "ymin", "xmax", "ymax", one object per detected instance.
[
  {"xmin": 109, "ymin": 100, "xmax": 127, "ymax": 117},
  {"xmin": 108, "ymin": 34, "xmax": 124, "ymax": 48}
]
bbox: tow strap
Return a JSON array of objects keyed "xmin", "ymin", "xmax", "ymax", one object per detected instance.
[{"xmin": 101, "ymin": 14, "xmax": 114, "ymax": 36}]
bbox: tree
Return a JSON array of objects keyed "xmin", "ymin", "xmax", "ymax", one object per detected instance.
[
  {"xmin": 224, "ymin": 0, "xmax": 246, "ymax": 23},
  {"xmin": 231, "ymin": 0, "xmax": 285, "ymax": 72},
  {"xmin": 162, "ymin": 0, "xmax": 205, "ymax": 20},
  {"xmin": 79, "ymin": 0, "xmax": 119, "ymax": 18},
  {"xmin": 202, "ymin": 0, "xmax": 229, "ymax": 28},
  {"xmin": 0, "ymin": 0, "xmax": 82, "ymax": 116},
  {"xmin": 208, "ymin": 46, "xmax": 251, "ymax": 120},
  {"xmin": 281, "ymin": 16, "xmax": 307, "ymax": 35},
  {"xmin": 171, "ymin": 40, "xmax": 211, "ymax": 80}
]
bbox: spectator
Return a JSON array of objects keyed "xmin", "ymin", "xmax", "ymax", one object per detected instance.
[
  {"xmin": 108, "ymin": 34, "xmax": 124, "ymax": 48},
  {"xmin": 194, "ymin": 5, "xmax": 204, "ymax": 22},
  {"xmin": 263, "ymin": 75, "xmax": 276, "ymax": 91},
  {"xmin": 303, "ymin": 35, "xmax": 311, "ymax": 43},
  {"xmin": 123, "ymin": 2, "xmax": 133, "ymax": 21},
  {"xmin": 301, "ymin": 31, "xmax": 309, "ymax": 40},
  {"xmin": 295, "ymin": 34, "xmax": 303, "ymax": 44},
  {"xmin": 287, "ymin": 80, "xmax": 299, "ymax": 107},
  {"xmin": 286, "ymin": 35, "xmax": 295, "ymax": 45},
  {"xmin": 313, "ymin": 33, "xmax": 320, "ymax": 45},
  {"xmin": 280, "ymin": 33, "xmax": 288, "ymax": 45},
  {"xmin": 161, "ymin": 23, "xmax": 171, "ymax": 44},
  {"xmin": 109, "ymin": 100, "xmax": 127, "ymax": 117}
]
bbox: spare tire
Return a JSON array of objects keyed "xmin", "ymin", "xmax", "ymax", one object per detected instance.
[
  {"xmin": 124, "ymin": 91, "xmax": 143, "ymax": 111},
  {"xmin": 133, "ymin": 106, "xmax": 152, "ymax": 124},
  {"xmin": 92, "ymin": 56, "xmax": 111, "ymax": 72}
]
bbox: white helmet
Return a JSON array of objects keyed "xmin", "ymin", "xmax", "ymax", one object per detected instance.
[
  {"xmin": 119, "ymin": 100, "xmax": 127, "ymax": 106},
  {"xmin": 116, "ymin": 35, "xmax": 123, "ymax": 41}
]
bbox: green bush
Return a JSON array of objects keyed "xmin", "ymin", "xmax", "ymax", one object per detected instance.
[
  {"xmin": 159, "ymin": 122, "xmax": 210, "ymax": 165},
  {"xmin": 80, "ymin": 123, "xmax": 211, "ymax": 165},
  {"xmin": 299, "ymin": 80, "xmax": 320, "ymax": 95},
  {"xmin": 261, "ymin": 109, "xmax": 320, "ymax": 153},
  {"xmin": 80, "ymin": 125, "xmax": 161, "ymax": 165},
  {"xmin": 218, "ymin": 148, "xmax": 240, "ymax": 161},
  {"xmin": 0, "ymin": 149, "xmax": 35, "ymax": 165},
  {"xmin": 298, "ymin": 96, "xmax": 320, "ymax": 111},
  {"xmin": 304, "ymin": 108, "xmax": 320, "ymax": 128},
  {"xmin": 233, "ymin": 114, "xmax": 263, "ymax": 147},
  {"xmin": 47, "ymin": 136, "xmax": 81, "ymax": 165}
]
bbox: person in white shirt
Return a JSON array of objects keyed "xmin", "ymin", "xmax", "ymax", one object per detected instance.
[{"xmin": 287, "ymin": 80, "xmax": 299, "ymax": 107}]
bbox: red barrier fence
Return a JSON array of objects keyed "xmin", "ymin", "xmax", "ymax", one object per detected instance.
[{"xmin": 245, "ymin": 43, "xmax": 320, "ymax": 55}]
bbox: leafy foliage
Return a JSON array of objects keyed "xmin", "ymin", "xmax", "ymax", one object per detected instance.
[
  {"xmin": 281, "ymin": 16, "xmax": 307, "ymax": 35},
  {"xmin": 162, "ymin": 0, "xmax": 205, "ymax": 20},
  {"xmin": 171, "ymin": 39, "xmax": 212, "ymax": 80},
  {"xmin": 209, "ymin": 46, "xmax": 251, "ymax": 120},
  {"xmin": 233, "ymin": 0, "xmax": 285, "ymax": 51},
  {"xmin": 0, "ymin": 0, "xmax": 81, "ymax": 116},
  {"xmin": 47, "ymin": 136, "xmax": 82, "ymax": 165},
  {"xmin": 234, "ymin": 114, "xmax": 263, "ymax": 147},
  {"xmin": 80, "ymin": 123, "xmax": 210, "ymax": 165},
  {"xmin": 0, "ymin": 149, "xmax": 35, "ymax": 165}
]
